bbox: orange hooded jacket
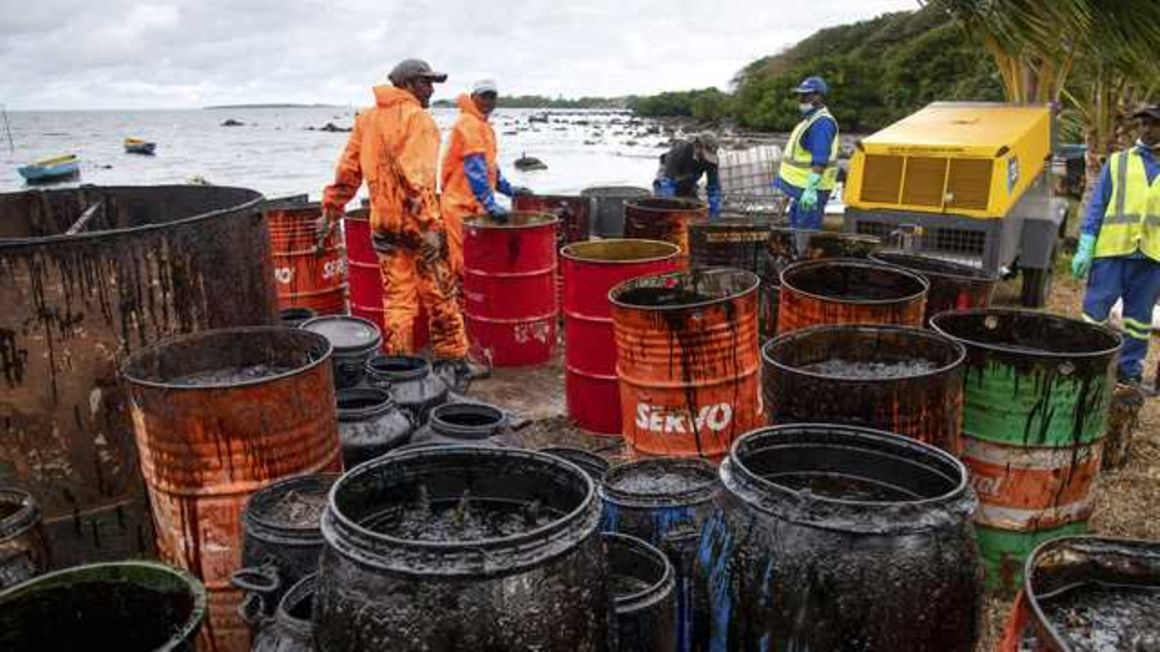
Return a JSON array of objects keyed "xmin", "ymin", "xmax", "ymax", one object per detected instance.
[
  {"xmin": 323, "ymin": 86, "xmax": 441, "ymax": 239},
  {"xmin": 440, "ymin": 94, "xmax": 498, "ymax": 273}
]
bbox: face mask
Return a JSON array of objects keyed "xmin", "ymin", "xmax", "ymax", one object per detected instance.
[{"xmin": 798, "ymin": 103, "xmax": 814, "ymax": 115}]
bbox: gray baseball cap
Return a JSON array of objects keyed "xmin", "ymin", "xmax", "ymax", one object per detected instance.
[
  {"xmin": 694, "ymin": 131, "xmax": 720, "ymax": 165},
  {"xmin": 1133, "ymin": 104, "xmax": 1160, "ymax": 120},
  {"xmin": 388, "ymin": 59, "xmax": 448, "ymax": 85}
]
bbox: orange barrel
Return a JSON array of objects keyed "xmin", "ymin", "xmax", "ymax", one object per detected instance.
[
  {"xmin": 122, "ymin": 327, "xmax": 343, "ymax": 652},
  {"xmin": 463, "ymin": 212, "xmax": 559, "ymax": 367},
  {"xmin": 266, "ymin": 201, "xmax": 348, "ymax": 316},
  {"xmin": 610, "ymin": 268, "xmax": 762, "ymax": 458},
  {"xmin": 623, "ymin": 198, "xmax": 708, "ymax": 268},
  {"xmin": 344, "ymin": 207, "xmax": 430, "ymax": 350},
  {"xmin": 869, "ymin": 251, "xmax": 998, "ymax": 324},
  {"xmin": 777, "ymin": 259, "xmax": 928, "ymax": 335},
  {"xmin": 561, "ymin": 240, "xmax": 682, "ymax": 435}
]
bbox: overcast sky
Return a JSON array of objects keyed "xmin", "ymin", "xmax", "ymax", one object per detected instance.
[{"xmin": 1, "ymin": 0, "xmax": 918, "ymax": 110}]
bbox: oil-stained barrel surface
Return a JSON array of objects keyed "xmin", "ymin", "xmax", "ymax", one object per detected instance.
[
  {"xmin": 1020, "ymin": 536, "xmax": 1160, "ymax": 652},
  {"xmin": 623, "ymin": 197, "xmax": 708, "ymax": 267},
  {"xmin": 604, "ymin": 532, "xmax": 677, "ymax": 652},
  {"xmin": 315, "ymin": 446, "xmax": 610, "ymax": 651},
  {"xmin": 581, "ymin": 186, "xmax": 650, "ymax": 238},
  {"xmin": 123, "ymin": 326, "xmax": 343, "ymax": 652},
  {"xmin": 265, "ymin": 200, "xmax": 348, "ymax": 316},
  {"xmin": 697, "ymin": 424, "xmax": 982, "ymax": 651},
  {"xmin": 512, "ymin": 193, "xmax": 592, "ymax": 249},
  {"xmin": 0, "ymin": 487, "xmax": 50, "ymax": 588},
  {"xmin": 610, "ymin": 268, "xmax": 763, "ymax": 458},
  {"xmin": 870, "ymin": 251, "xmax": 997, "ymax": 324},
  {"xmin": 777, "ymin": 258, "xmax": 928, "ymax": 334},
  {"xmin": 931, "ymin": 309, "xmax": 1120, "ymax": 593},
  {"xmin": 689, "ymin": 219, "xmax": 779, "ymax": 340},
  {"xmin": 0, "ymin": 560, "xmax": 207, "ymax": 651},
  {"xmin": 252, "ymin": 572, "xmax": 319, "ymax": 652},
  {"xmin": 762, "ymin": 324, "xmax": 966, "ymax": 454},
  {"xmin": 0, "ymin": 185, "xmax": 277, "ymax": 567}
]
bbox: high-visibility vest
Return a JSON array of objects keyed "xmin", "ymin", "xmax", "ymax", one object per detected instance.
[
  {"xmin": 776, "ymin": 107, "xmax": 840, "ymax": 191},
  {"xmin": 1095, "ymin": 148, "xmax": 1160, "ymax": 261}
]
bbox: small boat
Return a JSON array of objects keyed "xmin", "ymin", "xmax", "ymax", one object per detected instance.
[
  {"xmin": 17, "ymin": 154, "xmax": 80, "ymax": 183},
  {"xmin": 124, "ymin": 138, "xmax": 156, "ymax": 155}
]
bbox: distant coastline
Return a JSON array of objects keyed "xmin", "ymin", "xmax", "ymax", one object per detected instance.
[{"xmin": 203, "ymin": 103, "xmax": 342, "ymax": 110}]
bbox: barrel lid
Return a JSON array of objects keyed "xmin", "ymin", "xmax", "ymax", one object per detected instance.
[{"xmin": 300, "ymin": 315, "xmax": 382, "ymax": 352}]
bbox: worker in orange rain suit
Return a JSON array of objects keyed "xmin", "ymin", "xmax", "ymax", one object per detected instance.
[
  {"xmin": 319, "ymin": 58, "xmax": 477, "ymax": 387},
  {"xmin": 440, "ymin": 78, "xmax": 532, "ymax": 281}
]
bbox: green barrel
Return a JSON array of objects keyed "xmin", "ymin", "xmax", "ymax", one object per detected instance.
[{"xmin": 931, "ymin": 309, "xmax": 1120, "ymax": 594}]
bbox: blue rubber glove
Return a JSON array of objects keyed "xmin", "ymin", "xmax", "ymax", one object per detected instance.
[
  {"xmin": 1071, "ymin": 233, "xmax": 1096, "ymax": 279},
  {"xmin": 654, "ymin": 177, "xmax": 677, "ymax": 198},
  {"xmin": 465, "ymin": 154, "xmax": 504, "ymax": 214},
  {"xmin": 707, "ymin": 187, "xmax": 722, "ymax": 220},
  {"xmin": 798, "ymin": 172, "xmax": 822, "ymax": 212}
]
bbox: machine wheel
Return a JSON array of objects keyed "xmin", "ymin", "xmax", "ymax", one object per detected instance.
[{"xmin": 1020, "ymin": 267, "xmax": 1052, "ymax": 308}]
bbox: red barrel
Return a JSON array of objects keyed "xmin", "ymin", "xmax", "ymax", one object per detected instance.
[
  {"xmin": 514, "ymin": 194, "xmax": 594, "ymax": 313},
  {"xmin": 623, "ymin": 198, "xmax": 708, "ymax": 268},
  {"xmin": 562, "ymin": 240, "xmax": 682, "ymax": 435},
  {"xmin": 266, "ymin": 202, "xmax": 348, "ymax": 316},
  {"xmin": 777, "ymin": 259, "xmax": 928, "ymax": 334},
  {"xmin": 610, "ymin": 268, "xmax": 763, "ymax": 458},
  {"xmin": 122, "ymin": 327, "xmax": 343, "ymax": 652},
  {"xmin": 344, "ymin": 208, "xmax": 428, "ymax": 350},
  {"xmin": 464, "ymin": 212, "xmax": 559, "ymax": 366}
]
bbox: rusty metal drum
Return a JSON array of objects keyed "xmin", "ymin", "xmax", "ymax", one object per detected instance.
[
  {"xmin": 623, "ymin": 198, "xmax": 709, "ymax": 268},
  {"xmin": 870, "ymin": 251, "xmax": 998, "ymax": 324},
  {"xmin": 582, "ymin": 185, "xmax": 650, "ymax": 238},
  {"xmin": 266, "ymin": 200, "xmax": 348, "ymax": 316},
  {"xmin": 0, "ymin": 185, "xmax": 277, "ymax": 568},
  {"xmin": 561, "ymin": 240, "xmax": 682, "ymax": 435},
  {"xmin": 610, "ymin": 268, "xmax": 763, "ymax": 458},
  {"xmin": 777, "ymin": 259, "xmax": 928, "ymax": 334},
  {"xmin": 463, "ymin": 212, "xmax": 559, "ymax": 367},
  {"xmin": 122, "ymin": 326, "xmax": 343, "ymax": 652}
]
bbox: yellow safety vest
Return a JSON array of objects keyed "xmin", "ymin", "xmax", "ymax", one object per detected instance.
[
  {"xmin": 776, "ymin": 107, "xmax": 840, "ymax": 191},
  {"xmin": 1095, "ymin": 149, "xmax": 1160, "ymax": 261}
]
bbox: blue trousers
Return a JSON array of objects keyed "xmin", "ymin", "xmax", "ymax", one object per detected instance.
[
  {"xmin": 787, "ymin": 189, "xmax": 831, "ymax": 230},
  {"xmin": 1082, "ymin": 256, "xmax": 1160, "ymax": 379}
]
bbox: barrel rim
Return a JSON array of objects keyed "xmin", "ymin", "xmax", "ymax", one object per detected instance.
[
  {"xmin": 930, "ymin": 307, "xmax": 1123, "ymax": 359},
  {"xmin": 869, "ymin": 250, "xmax": 998, "ymax": 282},
  {"xmin": 0, "ymin": 560, "xmax": 208, "ymax": 651},
  {"xmin": 299, "ymin": 315, "xmax": 383, "ymax": 354},
  {"xmin": 779, "ymin": 258, "xmax": 930, "ymax": 306},
  {"xmin": 365, "ymin": 354, "xmax": 434, "ymax": 382},
  {"xmin": 244, "ymin": 472, "xmax": 341, "ymax": 535},
  {"xmin": 580, "ymin": 185, "xmax": 651, "ymax": 198},
  {"xmin": 761, "ymin": 323, "xmax": 967, "ymax": 381},
  {"xmin": 462, "ymin": 210, "xmax": 560, "ymax": 230},
  {"xmin": 272, "ymin": 572, "xmax": 317, "ymax": 640},
  {"xmin": 343, "ymin": 206, "xmax": 370, "ymax": 222},
  {"xmin": 602, "ymin": 531, "xmax": 675, "ymax": 612},
  {"xmin": 607, "ymin": 267, "xmax": 761, "ymax": 312},
  {"xmin": 560, "ymin": 238, "xmax": 681, "ymax": 265},
  {"xmin": 428, "ymin": 402, "xmax": 507, "ymax": 439},
  {"xmin": 323, "ymin": 446, "xmax": 599, "ymax": 573},
  {"xmin": 767, "ymin": 226, "xmax": 882, "ymax": 247},
  {"xmin": 0, "ymin": 184, "xmax": 264, "ymax": 247},
  {"xmin": 0, "ymin": 487, "xmax": 39, "ymax": 537},
  {"xmin": 121, "ymin": 325, "xmax": 334, "ymax": 391},
  {"xmin": 623, "ymin": 196, "xmax": 709, "ymax": 213},
  {"xmin": 1023, "ymin": 535, "xmax": 1160, "ymax": 651},
  {"xmin": 599, "ymin": 456, "xmax": 719, "ymax": 507},
  {"xmin": 337, "ymin": 386, "xmax": 399, "ymax": 420},
  {"xmin": 733, "ymin": 424, "xmax": 969, "ymax": 510}
]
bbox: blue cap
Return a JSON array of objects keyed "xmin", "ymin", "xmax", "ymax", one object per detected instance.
[{"xmin": 793, "ymin": 76, "xmax": 828, "ymax": 95}]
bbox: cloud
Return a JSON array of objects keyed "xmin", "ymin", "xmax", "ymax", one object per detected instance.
[{"xmin": 0, "ymin": 0, "xmax": 918, "ymax": 109}]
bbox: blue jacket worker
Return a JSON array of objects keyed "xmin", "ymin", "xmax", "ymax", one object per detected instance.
[
  {"xmin": 774, "ymin": 76, "xmax": 839, "ymax": 230},
  {"xmin": 654, "ymin": 131, "xmax": 723, "ymax": 219},
  {"xmin": 1071, "ymin": 104, "xmax": 1160, "ymax": 385}
]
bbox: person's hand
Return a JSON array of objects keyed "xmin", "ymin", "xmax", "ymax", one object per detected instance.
[
  {"xmin": 1071, "ymin": 233, "xmax": 1096, "ymax": 279},
  {"xmin": 313, "ymin": 209, "xmax": 338, "ymax": 248},
  {"xmin": 420, "ymin": 229, "xmax": 443, "ymax": 263},
  {"xmin": 488, "ymin": 204, "xmax": 510, "ymax": 222}
]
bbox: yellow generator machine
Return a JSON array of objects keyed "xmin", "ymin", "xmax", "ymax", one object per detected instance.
[{"xmin": 843, "ymin": 102, "xmax": 1064, "ymax": 306}]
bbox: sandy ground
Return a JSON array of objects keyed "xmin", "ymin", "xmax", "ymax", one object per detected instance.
[{"xmin": 466, "ymin": 260, "xmax": 1159, "ymax": 652}]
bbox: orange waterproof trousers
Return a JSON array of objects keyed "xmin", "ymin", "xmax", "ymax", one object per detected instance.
[{"xmin": 379, "ymin": 247, "xmax": 467, "ymax": 358}]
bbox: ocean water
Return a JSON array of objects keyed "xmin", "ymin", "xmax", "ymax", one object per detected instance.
[{"xmin": 0, "ymin": 107, "xmax": 673, "ymax": 201}]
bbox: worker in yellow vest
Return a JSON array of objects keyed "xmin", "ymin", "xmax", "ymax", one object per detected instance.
[
  {"xmin": 1071, "ymin": 104, "xmax": 1160, "ymax": 385},
  {"xmin": 773, "ymin": 76, "xmax": 839, "ymax": 229}
]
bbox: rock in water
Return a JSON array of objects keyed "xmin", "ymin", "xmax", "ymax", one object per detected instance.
[{"xmin": 514, "ymin": 153, "xmax": 548, "ymax": 171}]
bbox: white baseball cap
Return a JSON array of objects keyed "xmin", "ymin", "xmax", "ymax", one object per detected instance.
[{"xmin": 472, "ymin": 79, "xmax": 498, "ymax": 95}]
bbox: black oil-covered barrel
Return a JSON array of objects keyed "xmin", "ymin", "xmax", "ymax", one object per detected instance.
[
  {"xmin": 279, "ymin": 307, "xmax": 318, "ymax": 328},
  {"xmin": 233, "ymin": 473, "xmax": 338, "ymax": 629},
  {"xmin": 0, "ymin": 560, "xmax": 207, "ymax": 651},
  {"xmin": 582, "ymin": 186, "xmax": 651, "ymax": 238},
  {"xmin": 252, "ymin": 573, "xmax": 318, "ymax": 652},
  {"xmin": 604, "ymin": 532, "xmax": 677, "ymax": 652},
  {"xmin": 410, "ymin": 402, "xmax": 518, "ymax": 448},
  {"xmin": 0, "ymin": 488, "xmax": 50, "ymax": 589},
  {"xmin": 315, "ymin": 447, "xmax": 611, "ymax": 651},
  {"xmin": 336, "ymin": 387, "xmax": 414, "ymax": 466},
  {"xmin": 870, "ymin": 251, "xmax": 997, "ymax": 324},
  {"xmin": 364, "ymin": 355, "xmax": 449, "ymax": 423},
  {"xmin": 540, "ymin": 447, "xmax": 611, "ymax": 482},
  {"xmin": 689, "ymin": 218, "xmax": 779, "ymax": 340},
  {"xmin": 600, "ymin": 457, "xmax": 720, "ymax": 652},
  {"xmin": 696, "ymin": 424, "xmax": 982, "ymax": 651},
  {"xmin": 762, "ymin": 324, "xmax": 966, "ymax": 454}
]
